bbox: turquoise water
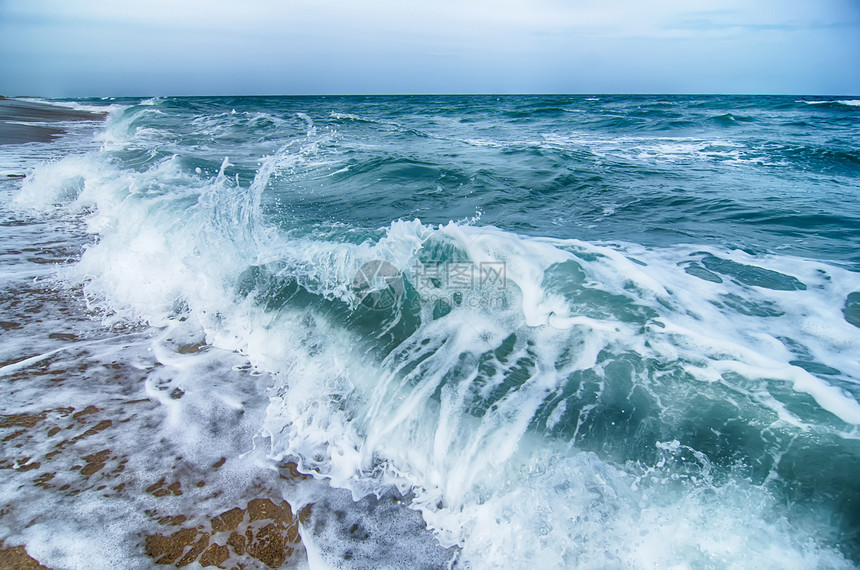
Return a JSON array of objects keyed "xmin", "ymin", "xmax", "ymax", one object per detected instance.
[
  {"xmin": 5, "ymin": 95, "xmax": 860, "ymax": 567},
  {"xmin": 89, "ymin": 95, "xmax": 860, "ymax": 262}
]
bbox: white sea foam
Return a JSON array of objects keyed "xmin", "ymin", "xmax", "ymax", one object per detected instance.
[
  {"xmin": 329, "ymin": 112, "xmax": 365, "ymax": 121},
  {"xmin": 539, "ymin": 133, "xmax": 778, "ymax": 167},
  {"xmin": 329, "ymin": 111, "xmax": 408, "ymax": 131},
  {"xmin": 800, "ymin": 99, "xmax": 860, "ymax": 107}
]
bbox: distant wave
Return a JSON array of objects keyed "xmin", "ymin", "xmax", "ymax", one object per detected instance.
[{"xmin": 799, "ymin": 99, "xmax": 860, "ymax": 107}]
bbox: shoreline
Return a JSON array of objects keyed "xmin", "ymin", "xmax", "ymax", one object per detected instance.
[
  {"xmin": 0, "ymin": 98, "xmax": 455, "ymax": 568},
  {"xmin": 0, "ymin": 98, "xmax": 106, "ymax": 145},
  {"xmin": 0, "ymin": 100, "xmax": 315, "ymax": 568},
  {"xmin": 0, "ymin": 181, "xmax": 314, "ymax": 568}
]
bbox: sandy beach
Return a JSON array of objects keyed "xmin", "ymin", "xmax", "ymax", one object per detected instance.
[{"xmin": 0, "ymin": 98, "xmax": 104, "ymax": 145}]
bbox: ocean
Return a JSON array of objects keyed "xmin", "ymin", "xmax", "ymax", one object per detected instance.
[{"xmin": 1, "ymin": 94, "xmax": 859, "ymax": 568}]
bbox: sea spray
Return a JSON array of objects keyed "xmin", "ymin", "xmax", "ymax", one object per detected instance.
[{"xmin": 4, "ymin": 94, "xmax": 860, "ymax": 568}]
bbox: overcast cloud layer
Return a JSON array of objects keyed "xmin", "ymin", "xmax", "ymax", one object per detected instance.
[{"xmin": 1, "ymin": 0, "xmax": 858, "ymax": 96}]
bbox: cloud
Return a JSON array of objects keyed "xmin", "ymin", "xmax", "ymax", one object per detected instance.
[{"xmin": 1, "ymin": 0, "xmax": 858, "ymax": 95}]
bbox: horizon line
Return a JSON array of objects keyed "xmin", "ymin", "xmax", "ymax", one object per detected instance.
[{"xmin": 4, "ymin": 92, "xmax": 859, "ymax": 100}]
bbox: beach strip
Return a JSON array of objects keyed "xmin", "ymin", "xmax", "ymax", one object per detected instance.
[{"xmin": 0, "ymin": 97, "xmax": 105, "ymax": 145}]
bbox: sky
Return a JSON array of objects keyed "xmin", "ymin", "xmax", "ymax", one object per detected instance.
[{"xmin": 1, "ymin": 0, "xmax": 858, "ymax": 96}]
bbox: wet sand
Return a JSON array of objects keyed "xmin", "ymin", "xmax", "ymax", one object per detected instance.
[
  {"xmin": 0, "ymin": 97, "xmax": 105, "ymax": 145},
  {"xmin": 0, "ymin": 540, "xmax": 50, "ymax": 568},
  {"xmin": 0, "ymin": 398, "xmax": 310, "ymax": 569}
]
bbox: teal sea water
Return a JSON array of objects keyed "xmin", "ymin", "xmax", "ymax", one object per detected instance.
[{"xmin": 2, "ymin": 95, "xmax": 860, "ymax": 568}]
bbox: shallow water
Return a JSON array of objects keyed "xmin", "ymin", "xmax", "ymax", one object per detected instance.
[{"xmin": 2, "ymin": 94, "xmax": 860, "ymax": 568}]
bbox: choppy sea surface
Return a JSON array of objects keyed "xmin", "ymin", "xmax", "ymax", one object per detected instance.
[{"xmin": 2, "ymin": 95, "xmax": 860, "ymax": 568}]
